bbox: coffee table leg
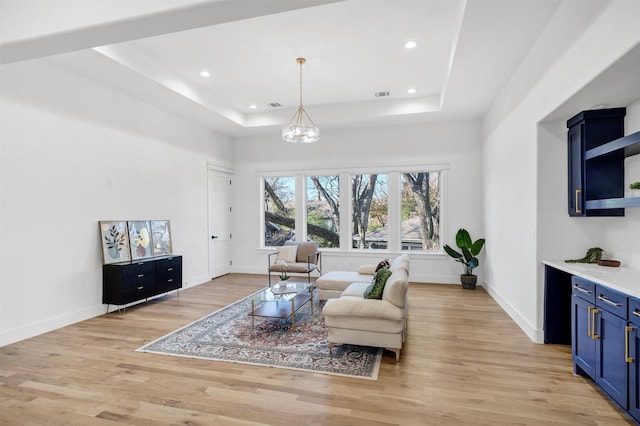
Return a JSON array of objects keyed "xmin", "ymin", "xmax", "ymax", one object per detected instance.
[
  {"xmin": 291, "ymin": 299, "xmax": 295, "ymax": 330},
  {"xmin": 251, "ymin": 300, "xmax": 255, "ymax": 329}
]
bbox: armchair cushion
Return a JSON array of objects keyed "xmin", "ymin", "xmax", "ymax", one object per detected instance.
[
  {"xmin": 285, "ymin": 240, "xmax": 319, "ymax": 263},
  {"xmin": 275, "ymin": 245, "xmax": 298, "ymax": 263}
]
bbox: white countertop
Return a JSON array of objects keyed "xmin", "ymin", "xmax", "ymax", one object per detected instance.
[{"xmin": 544, "ymin": 260, "xmax": 640, "ymax": 298}]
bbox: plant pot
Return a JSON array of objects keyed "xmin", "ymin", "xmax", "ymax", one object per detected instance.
[{"xmin": 460, "ymin": 274, "xmax": 477, "ymax": 290}]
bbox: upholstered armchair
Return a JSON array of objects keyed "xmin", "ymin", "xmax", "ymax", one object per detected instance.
[{"xmin": 268, "ymin": 241, "xmax": 321, "ymax": 287}]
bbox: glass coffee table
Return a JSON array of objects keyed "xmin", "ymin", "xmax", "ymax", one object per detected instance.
[{"xmin": 248, "ymin": 281, "xmax": 315, "ymax": 330}]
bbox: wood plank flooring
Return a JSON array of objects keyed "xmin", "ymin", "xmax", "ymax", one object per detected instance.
[{"xmin": 0, "ymin": 274, "xmax": 635, "ymax": 425}]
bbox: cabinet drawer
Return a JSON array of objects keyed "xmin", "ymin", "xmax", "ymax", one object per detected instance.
[
  {"xmin": 595, "ymin": 285, "xmax": 627, "ymax": 318},
  {"xmin": 572, "ymin": 276, "xmax": 595, "ymax": 303},
  {"xmin": 629, "ymin": 298, "xmax": 640, "ymax": 326}
]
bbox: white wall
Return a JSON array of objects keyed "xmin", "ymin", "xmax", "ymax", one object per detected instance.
[
  {"xmin": 230, "ymin": 120, "xmax": 484, "ymax": 285},
  {"xmin": 484, "ymin": 1, "xmax": 640, "ymax": 343},
  {"xmin": 0, "ymin": 58, "xmax": 232, "ymax": 346}
]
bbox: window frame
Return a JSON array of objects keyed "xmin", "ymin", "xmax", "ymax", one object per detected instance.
[{"xmin": 259, "ymin": 165, "xmax": 447, "ymax": 254}]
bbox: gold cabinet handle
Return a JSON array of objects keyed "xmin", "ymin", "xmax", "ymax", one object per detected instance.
[
  {"xmin": 587, "ymin": 306, "xmax": 593, "ymax": 337},
  {"xmin": 627, "ymin": 326, "xmax": 635, "ymax": 363},
  {"xmin": 592, "ymin": 308, "xmax": 600, "ymax": 340},
  {"xmin": 575, "ymin": 189, "xmax": 582, "ymax": 213}
]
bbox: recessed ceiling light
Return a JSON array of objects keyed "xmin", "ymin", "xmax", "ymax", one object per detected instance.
[
  {"xmin": 200, "ymin": 70, "xmax": 211, "ymax": 77},
  {"xmin": 407, "ymin": 88, "xmax": 416, "ymax": 94},
  {"xmin": 249, "ymin": 104, "xmax": 257, "ymax": 109},
  {"xmin": 404, "ymin": 40, "xmax": 417, "ymax": 49}
]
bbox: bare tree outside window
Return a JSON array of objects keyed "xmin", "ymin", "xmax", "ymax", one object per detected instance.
[
  {"xmin": 264, "ymin": 177, "xmax": 295, "ymax": 246},
  {"xmin": 307, "ymin": 175, "xmax": 340, "ymax": 248},
  {"xmin": 401, "ymin": 172, "xmax": 440, "ymax": 250},
  {"xmin": 352, "ymin": 174, "xmax": 388, "ymax": 249}
]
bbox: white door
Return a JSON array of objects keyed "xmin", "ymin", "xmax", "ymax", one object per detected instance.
[{"xmin": 208, "ymin": 168, "xmax": 232, "ymax": 279}]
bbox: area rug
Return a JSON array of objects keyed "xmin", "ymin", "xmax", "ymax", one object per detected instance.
[{"xmin": 137, "ymin": 289, "xmax": 382, "ymax": 380}]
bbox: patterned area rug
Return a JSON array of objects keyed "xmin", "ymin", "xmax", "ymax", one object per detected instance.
[{"xmin": 137, "ymin": 289, "xmax": 382, "ymax": 380}]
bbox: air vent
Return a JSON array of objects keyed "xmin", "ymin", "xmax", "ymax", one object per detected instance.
[
  {"xmin": 268, "ymin": 102, "xmax": 282, "ymax": 108},
  {"xmin": 374, "ymin": 91, "xmax": 390, "ymax": 97}
]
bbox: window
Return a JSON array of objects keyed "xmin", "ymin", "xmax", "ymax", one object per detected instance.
[
  {"xmin": 261, "ymin": 168, "xmax": 443, "ymax": 252},
  {"xmin": 351, "ymin": 173, "xmax": 388, "ymax": 249},
  {"xmin": 306, "ymin": 175, "xmax": 340, "ymax": 248},
  {"xmin": 401, "ymin": 172, "xmax": 440, "ymax": 251},
  {"xmin": 264, "ymin": 176, "xmax": 295, "ymax": 246}
]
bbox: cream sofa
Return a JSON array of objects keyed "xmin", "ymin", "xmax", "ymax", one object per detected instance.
[
  {"xmin": 321, "ymin": 255, "xmax": 410, "ymax": 361},
  {"xmin": 316, "ymin": 255, "xmax": 408, "ymax": 300}
]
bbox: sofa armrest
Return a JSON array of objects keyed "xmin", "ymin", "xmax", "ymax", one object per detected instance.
[
  {"xmin": 323, "ymin": 298, "xmax": 404, "ymax": 322},
  {"xmin": 357, "ymin": 264, "xmax": 377, "ymax": 275}
]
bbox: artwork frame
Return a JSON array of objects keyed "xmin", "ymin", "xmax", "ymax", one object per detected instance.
[
  {"xmin": 151, "ymin": 220, "xmax": 173, "ymax": 256},
  {"xmin": 128, "ymin": 220, "xmax": 153, "ymax": 261},
  {"xmin": 99, "ymin": 221, "xmax": 131, "ymax": 264}
]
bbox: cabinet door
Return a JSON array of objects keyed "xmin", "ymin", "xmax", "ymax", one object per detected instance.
[
  {"xmin": 568, "ymin": 124, "xmax": 584, "ymax": 216},
  {"xmin": 629, "ymin": 325, "xmax": 640, "ymax": 422},
  {"xmin": 572, "ymin": 294, "xmax": 596, "ymax": 377},
  {"xmin": 596, "ymin": 309, "xmax": 628, "ymax": 408}
]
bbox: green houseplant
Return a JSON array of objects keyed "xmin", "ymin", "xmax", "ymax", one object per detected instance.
[{"xmin": 443, "ymin": 228, "xmax": 485, "ymax": 290}]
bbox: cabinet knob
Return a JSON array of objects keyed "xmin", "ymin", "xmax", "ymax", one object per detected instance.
[{"xmin": 137, "ymin": 274, "xmax": 144, "ymax": 278}]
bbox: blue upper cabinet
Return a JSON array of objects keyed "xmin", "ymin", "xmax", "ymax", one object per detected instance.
[{"xmin": 567, "ymin": 107, "xmax": 626, "ymax": 217}]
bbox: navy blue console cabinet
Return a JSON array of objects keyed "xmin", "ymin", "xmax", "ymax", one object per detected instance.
[{"xmin": 103, "ymin": 255, "xmax": 182, "ymax": 309}]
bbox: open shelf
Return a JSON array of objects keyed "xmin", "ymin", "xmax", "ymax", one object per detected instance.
[
  {"xmin": 585, "ymin": 130, "xmax": 640, "ymax": 160},
  {"xmin": 585, "ymin": 196, "xmax": 640, "ymax": 210}
]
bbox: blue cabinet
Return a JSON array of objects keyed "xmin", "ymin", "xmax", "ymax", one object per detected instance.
[
  {"xmin": 629, "ymin": 298, "xmax": 640, "ymax": 421},
  {"xmin": 566, "ymin": 108, "xmax": 626, "ymax": 216},
  {"xmin": 596, "ymin": 286, "xmax": 629, "ymax": 407},
  {"xmin": 103, "ymin": 255, "xmax": 182, "ymax": 308},
  {"xmin": 571, "ymin": 278, "xmax": 631, "ymax": 410},
  {"xmin": 572, "ymin": 276, "xmax": 596, "ymax": 376}
]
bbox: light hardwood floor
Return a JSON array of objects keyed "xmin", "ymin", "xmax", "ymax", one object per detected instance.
[{"xmin": 0, "ymin": 274, "xmax": 635, "ymax": 425}]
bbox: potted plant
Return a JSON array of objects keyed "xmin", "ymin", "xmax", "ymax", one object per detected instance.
[
  {"xmin": 276, "ymin": 261, "xmax": 290, "ymax": 286},
  {"xmin": 443, "ymin": 228, "xmax": 485, "ymax": 290},
  {"xmin": 631, "ymin": 181, "xmax": 640, "ymax": 197}
]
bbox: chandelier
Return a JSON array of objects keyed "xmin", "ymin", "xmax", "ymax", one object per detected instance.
[{"xmin": 282, "ymin": 57, "xmax": 319, "ymax": 144}]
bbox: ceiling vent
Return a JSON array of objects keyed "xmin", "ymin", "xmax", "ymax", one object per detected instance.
[
  {"xmin": 268, "ymin": 102, "xmax": 282, "ymax": 108},
  {"xmin": 374, "ymin": 91, "xmax": 390, "ymax": 97}
]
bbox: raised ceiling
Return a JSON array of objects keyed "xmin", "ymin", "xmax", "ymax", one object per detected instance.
[{"xmin": 4, "ymin": 0, "xmax": 636, "ymax": 137}]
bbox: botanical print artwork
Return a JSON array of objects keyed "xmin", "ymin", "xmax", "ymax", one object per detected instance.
[
  {"xmin": 128, "ymin": 220, "xmax": 152, "ymax": 260},
  {"xmin": 151, "ymin": 220, "xmax": 172, "ymax": 256},
  {"xmin": 99, "ymin": 221, "xmax": 131, "ymax": 264}
]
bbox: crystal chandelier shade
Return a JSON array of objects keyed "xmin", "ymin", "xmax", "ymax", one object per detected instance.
[{"xmin": 282, "ymin": 58, "xmax": 319, "ymax": 144}]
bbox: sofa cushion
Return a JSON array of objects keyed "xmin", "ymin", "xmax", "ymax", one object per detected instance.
[
  {"xmin": 316, "ymin": 271, "xmax": 372, "ymax": 293},
  {"xmin": 323, "ymin": 298, "xmax": 404, "ymax": 327},
  {"xmin": 382, "ymin": 269, "xmax": 408, "ymax": 308},
  {"xmin": 357, "ymin": 264, "xmax": 376, "ymax": 275},
  {"xmin": 390, "ymin": 254, "xmax": 410, "ymax": 274},
  {"xmin": 364, "ymin": 268, "xmax": 392, "ymax": 299},
  {"xmin": 341, "ymin": 282, "xmax": 370, "ymax": 297}
]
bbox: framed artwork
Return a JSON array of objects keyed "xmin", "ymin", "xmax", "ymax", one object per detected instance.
[
  {"xmin": 151, "ymin": 220, "xmax": 173, "ymax": 256},
  {"xmin": 128, "ymin": 220, "xmax": 153, "ymax": 260},
  {"xmin": 99, "ymin": 221, "xmax": 131, "ymax": 264}
]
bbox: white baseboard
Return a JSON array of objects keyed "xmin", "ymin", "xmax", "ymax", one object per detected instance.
[
  {"xmin": 0, "ymin": 304, "xmax": 106, "ymax": 347},
  {"xmin": 483, "ymin": 280, "xmax": 544, "ymax": 343}
]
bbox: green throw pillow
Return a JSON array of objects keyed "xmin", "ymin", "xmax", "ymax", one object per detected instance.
[{"xmin": 364, "ymin": 268, "xmax": 392, "ymax": 299}]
